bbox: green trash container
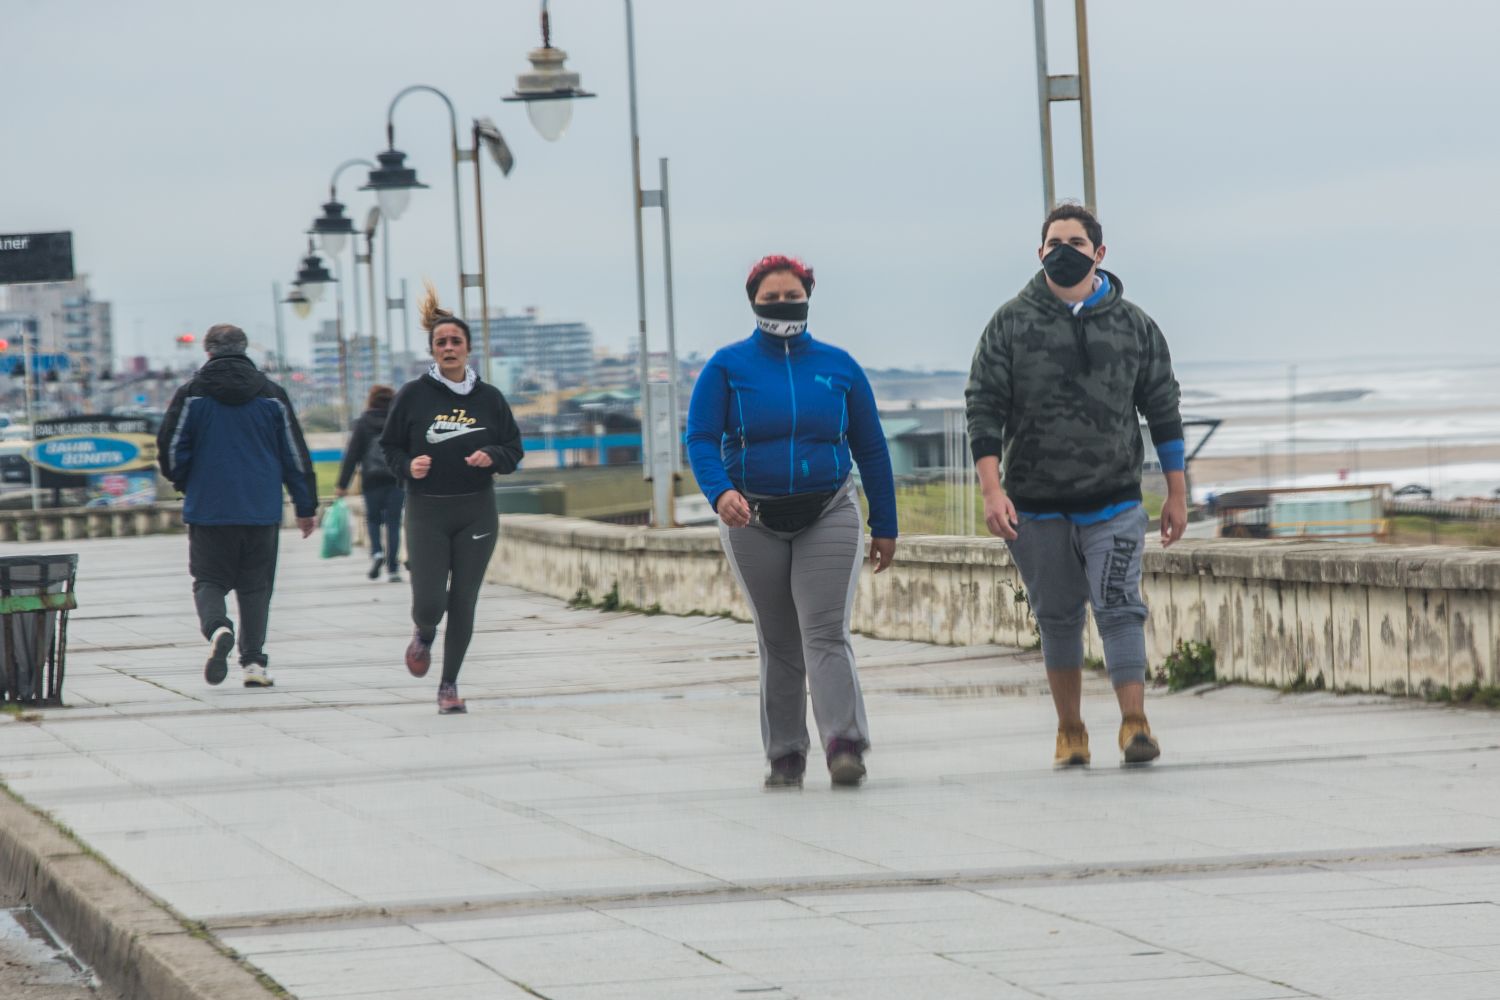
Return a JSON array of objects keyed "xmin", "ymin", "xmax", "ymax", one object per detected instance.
[{"xmin": 0, "ymin": 554, "xmax": 78, "ymax": 706}]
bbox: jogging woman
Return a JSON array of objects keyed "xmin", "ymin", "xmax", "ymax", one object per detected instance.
[
  {"xmin": 381, "ymin": 282, "xmax": 524, "ymax": 714},
  {"xmin": 686, "ymin": 255, "xmax": 898, "ymax": 788},
  {"xmin": 336, "ymin": 385, "xmax": 403, "ymax": 583}
]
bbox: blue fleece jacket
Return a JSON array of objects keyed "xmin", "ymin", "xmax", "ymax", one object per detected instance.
[{"xmin": 686, "ymin": 329, "xmax": 898, "ymax": 537}]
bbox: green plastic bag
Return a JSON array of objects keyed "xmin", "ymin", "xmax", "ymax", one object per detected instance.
[{"xmin": 320, "ymin": 498, "xmax": 352, "ymax": 558}]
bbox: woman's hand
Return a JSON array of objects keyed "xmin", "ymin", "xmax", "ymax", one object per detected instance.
[
  {"xmin": 716, "ymin": 490, "xmax": 751, "ymax": 528},
  {"xmin": 465, "ymin": 450, "xmax": 494, "ymax": 468},
  {"xmin": 409, "ymin": 455, "xmax": 432, "ymax": 480},
  {"xmin": 869, "ymin": 537, "xmax": 895, "ymax": 574},
  {"xmin": 334, "ymin": 487, "xmax": 347, "ymax": 498}
]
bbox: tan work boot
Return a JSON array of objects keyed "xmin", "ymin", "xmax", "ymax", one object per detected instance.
[
  {"xmin": 1054, "ymin": 723, "xmax": 1090, "ymax": 767},
  {"xmin": 1119, "ymin": 714, "xmax": 1161, "ymax": 765}
]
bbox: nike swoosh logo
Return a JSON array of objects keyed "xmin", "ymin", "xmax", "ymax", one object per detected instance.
[
  {"xmin": 426, "ymin": 426, "xmax": 483, "ymax": 445},
  {"xmin": 472, "ymin": 532, "xmax": 492, "ymax": 540}
]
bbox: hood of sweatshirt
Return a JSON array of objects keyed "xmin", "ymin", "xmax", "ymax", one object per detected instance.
[{"xmin": 189, "ymin": 354, "xmax": 267, "ymax": 405}]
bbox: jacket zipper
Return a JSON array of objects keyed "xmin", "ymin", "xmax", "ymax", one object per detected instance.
[{"xmin": 784, "ymin": 340, "xmax": 797, "ymax": 491}]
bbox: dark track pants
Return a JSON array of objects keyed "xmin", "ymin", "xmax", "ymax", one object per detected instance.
[
  {"xmin": 188, "ymin": 524, "xmax": 280, "ymax": 667},
  {"xmin": 364, "ymin": 483, "xmax": 405, "ymax": 573},
  {"xmin": 405, "ymin": 490, "xmax": 498, "ymax": 684}
]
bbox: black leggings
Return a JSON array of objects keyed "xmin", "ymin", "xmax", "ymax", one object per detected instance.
[{"xmin": 404, "ymin": 490, "xmax": 498, "ymax": 684}]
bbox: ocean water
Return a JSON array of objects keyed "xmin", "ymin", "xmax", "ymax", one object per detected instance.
[{"xmin": 871, "ymin": 356, "xmax": 1500, "ymax": 500}]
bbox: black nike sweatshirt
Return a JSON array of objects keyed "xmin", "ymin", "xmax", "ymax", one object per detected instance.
[{"xmin": 380, "ymin": 373, "xmax": 524, "ymax": 496}]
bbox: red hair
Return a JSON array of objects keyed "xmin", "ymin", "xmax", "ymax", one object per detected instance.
[{"xmin": 745, "ymin": 254, "xmax": 815, "ymax": 301}]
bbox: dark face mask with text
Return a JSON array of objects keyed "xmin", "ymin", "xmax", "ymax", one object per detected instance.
[
  {"xmin": 753, "ymin": 300, "xmax": 810, "ymax": 338},
  {"xmin": 1041, "ymin": 244, "xmax": 1097, "ymax": 287}
]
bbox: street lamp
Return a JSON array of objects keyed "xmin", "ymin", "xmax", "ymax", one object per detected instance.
[
  {"xmin": 503, "ymin": 2, "xmax": 595, "ymax": 141},
  {"xmin": 312, "ymin": 159, "xmax": 385, "ymax": 411},
  {"xmin": 282, "ymin": 283, "xmax": 313, "ymax": 320},
  {"xmin": 509, "ymin": 0, "xmax": 680, "ymax": 526},
  {"xmin": 309, "ymin": 198, "xmax": 356, "ymax": 259},
  {"xmin": 294, "ymin": 241, "xmax": 336, "ymax": 305},
  {"xmin": 365, "ymin": 87, "xmax": 520, "ymax": 372}
]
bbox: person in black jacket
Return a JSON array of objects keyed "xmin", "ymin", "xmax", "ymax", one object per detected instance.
[
  {"xmin": 156, "ymin": 324, "xmax": 318, "ymax": 688},
  {"xmin": 381, "ymin": 282, "xmax": 523, "ymax": 714},
  {"xmin": 336, "ymin": 384, "xmax": 403, "ymax": 582}
]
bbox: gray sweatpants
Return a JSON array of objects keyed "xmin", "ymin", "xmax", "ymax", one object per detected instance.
[
  {"xmin": 719, "ymin": 483, "xmax": 870, "ymax": 760},
  {"xmin": 1004, "ymin": 505, "xmax": 1150, "ymax": 688}
]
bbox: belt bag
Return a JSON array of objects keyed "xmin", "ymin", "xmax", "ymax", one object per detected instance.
[{"xmin": 754, "ymin": 490, "xmax": 835, "ymax": 533}]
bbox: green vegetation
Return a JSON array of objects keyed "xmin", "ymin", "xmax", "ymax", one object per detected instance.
[
  {"xmin": 1153, "ymin": 639, "xmax": 1216, "ymax": 691},
  {"xmin": 314, "ymin": 461, "xmax": 342, "ymax": 497},
  {"xmin": 1282, "ymin": 668, "xmax": 1327, "ymax": 693},
  {"xmin": 885, "ymin": 483, "xmax": 1166, "ymax": 537},
  {"xmin": 568, "ymin": 582, "xmax": 662, "ymax": 617},
  {"xmin": 1388, "ymin": 515, "xmax": 1500, "ymax": 547}
]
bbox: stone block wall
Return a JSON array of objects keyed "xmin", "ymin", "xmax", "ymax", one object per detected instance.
[{"xmin": 487, "ymin": 516, "xmax": 1500, "ymax": 695}]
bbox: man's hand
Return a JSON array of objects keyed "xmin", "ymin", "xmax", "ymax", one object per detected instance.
[
  {"xmin": 869, "ymin": 537, "xmax": 895, "ymax": 573},
  {"xmin": 296, "ymin": 516, "xmax": 316, "ymax": 539},
  {"xmin": 716, "ymin": 490, "xmax": 751, "ymax": 528},
  {"xmin": 409, "ymin": 455, "xmax": 432, "ymax": 480},
  {"xmin": 465, "ymin": 450, "xmax": 494, "ymax": 468},
  {"xmin": 983, "ymin": 490, "xmax": 1020, "ymax": 540},
  {"xmin": 1160, "ymin": 493, "xmax": 1188, "ymax": 548}
]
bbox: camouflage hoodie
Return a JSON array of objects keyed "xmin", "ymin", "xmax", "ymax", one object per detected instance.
[{"xmin": 964, "ymin": 269, "xmax": 1182, "ymax": 513}]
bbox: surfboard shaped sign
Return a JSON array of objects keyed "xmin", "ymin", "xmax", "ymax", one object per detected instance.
[{"xmin": 29, "ymin": 433, "xmax": 158, "ymax": 475}]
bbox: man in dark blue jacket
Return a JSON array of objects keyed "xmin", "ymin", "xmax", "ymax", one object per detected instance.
[{"xmin": 156, "ymin": 324, "xmax": 318, "ymax": 688}]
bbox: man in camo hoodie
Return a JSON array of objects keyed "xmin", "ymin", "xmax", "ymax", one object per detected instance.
[{"xmin": 965, "ymin": 203, "xmax": 1186, "ymax": 768}]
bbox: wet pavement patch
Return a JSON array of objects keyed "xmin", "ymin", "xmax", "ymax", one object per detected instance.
[{"xmin": 0, "ymin": 906, "xmax": 96, "ymax": 990}]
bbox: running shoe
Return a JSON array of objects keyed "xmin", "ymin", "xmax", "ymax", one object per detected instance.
[
  {"xmin": 405, "ymin": 628, "xmax": 433, "ymax": 678},
  {"xmin": 368, "ymin": 554, "xmax": 383, "ymax": 580},
  {"xmin": 764, "ymin": 751, "xmax": 806, "ymax": 789},
  {"xmin": 242, "ymin": 663, "xmax": 274, "ymax": 688},
  {"xmin": 204, "ymin": 625, "xmax": 234, "ymax": 686},
  {"xmin": 437, "ymin": 682, "xmax": 467, "ymax": 715},
  {"xmin": 1119, "ymin": 715, "xmax": 1161, "ymax": 765},
  {"xmin": 1055, "ymin": 723, "xmax": 1091, "ymax": 767},
  {"xmin": 388, "ymin": 571, "xmax": 402, "ymax": 583},
  {"xmin": 826, "ymin": 738, "xmax": 866, "ymax": 787}
]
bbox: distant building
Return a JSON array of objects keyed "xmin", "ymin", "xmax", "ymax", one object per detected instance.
[
  {"xmin": 2, "ymin": 276, "xmax": 113, "ymax": 376},
  {"xmin": 477, "ymin": 310, "xmax": 594, "ymax": 388},
  {"xmin": 311, "ymin": 322, "xmax": 420, "ymax": 411}
]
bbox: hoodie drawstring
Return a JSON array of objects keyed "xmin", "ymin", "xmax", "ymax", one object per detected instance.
[{"xmin": 1072, "ymin": 315, "xmax": 1092, "ymax": 375}]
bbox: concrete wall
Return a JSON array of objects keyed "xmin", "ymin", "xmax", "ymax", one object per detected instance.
[{"xmin": 488, "ymin": 515, "xmax": 1500, "ymax": 695}]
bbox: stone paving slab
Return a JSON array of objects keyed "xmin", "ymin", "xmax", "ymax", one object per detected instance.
[{"xmin": 1, "ymin": 533, "xmax": 1498, "ymax": 998}]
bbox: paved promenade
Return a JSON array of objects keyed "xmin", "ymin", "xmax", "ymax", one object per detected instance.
[{"xmin": 2, "ymin": 532, "xmax": 1499, "ymax": 999}]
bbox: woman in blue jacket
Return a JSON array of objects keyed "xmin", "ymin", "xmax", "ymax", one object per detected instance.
[{"xmin": 686, "ymin": 255, "xmax": 898, "ymax": 788}]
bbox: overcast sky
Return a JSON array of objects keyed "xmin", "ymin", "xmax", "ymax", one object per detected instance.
[{"xmin": 5, "ymin": 0, "xmax": 1499, "ymax": 370}]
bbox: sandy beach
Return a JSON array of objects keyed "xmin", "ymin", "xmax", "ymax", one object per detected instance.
[{"xmin": 1190, "ymin": 441, "xmax": 1500, "ymax": 494}]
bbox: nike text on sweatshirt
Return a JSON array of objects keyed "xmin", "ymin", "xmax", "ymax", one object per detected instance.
[{"xmin": 381, "ymin": 373, "xmax": 524, "ymax": 496}]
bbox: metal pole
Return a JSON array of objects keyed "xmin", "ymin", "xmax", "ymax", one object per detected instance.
[
  {"xmin": 472, "ymin": 122, "xmax": 493, "ymax": 375},
  {"xmin": 271, "ymin": 281, "xmax": 286, "ymax": 374},
  {"xmin": 22, "ymin": 327, "xmax": 39, "ymax": 510},
  {"xmin": 364, "ymin": 232, "xmax": 381, "ymax": 386},
  {"xmin": 1032, "ymin": 0, "xmax": 1056, "ymax": 213},
  {"xmin": 347, "ymin": 236, "xmax": 364, "ymax": 403},
  {"xmin": 1074, "ymin": 0, "xmax": 1097, "ymax": 213},
  {"xmin": 625, "ymin": 0, "xmax": 657, "ymax": 512},
  {"xmin": 333, "ymin": 259, "xmax": 350, "ymax": 429},
  {"xmin": 1287, "ymin": 364, "xmax": 1296, "ymax": 485},
  {"xmin": 657, "ymin": 157, "xmax": 681, "ymax": 475},
  {"xmin": 400, "ymin": 278, "xmax": 412, "ymax": 371},
  {"xmin": 383, "ymin": 223, "xmax": 399, "ymax": 380}
]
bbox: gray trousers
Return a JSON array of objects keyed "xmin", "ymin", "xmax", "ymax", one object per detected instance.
[
  {"xmin": 1004, "ymin": 505, "xmax": 1150, "ymax": 688},
  {"xmin": 719, "ymin": 484, "xmax": 870, "ymax": 760}
]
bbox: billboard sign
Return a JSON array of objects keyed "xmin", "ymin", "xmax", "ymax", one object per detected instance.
[{"xmin": 0, "ymin": 232, "xmax": 75, "ymax": 285}]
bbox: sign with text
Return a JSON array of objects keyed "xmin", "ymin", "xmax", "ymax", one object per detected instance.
[
  {"xmin": 31, "ymin": 415, "xmax": 160, "ymax": 488},
  {"xmin": 30, "ymin": 434, "xmax": 158, "ymax": 475},
  {"xmin": 0, "ymin": 232, "xmax": 75, "ymax": 285}
]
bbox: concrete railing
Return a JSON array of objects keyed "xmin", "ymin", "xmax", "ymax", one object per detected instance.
[
  {"xmin": 488, "ymin": 515, "xmax": 1500, "ymax": 696},
  {"xmin": 0, "ymin": 503, "xmax": 187, "ymax": 542}
]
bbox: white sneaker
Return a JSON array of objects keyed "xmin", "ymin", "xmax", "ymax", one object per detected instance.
[
  {"xmin": 388, "ymin": 571, "xmax": 402, "ymax": 583},
  {"xmin": 242, "ymin": 663, "xmax": 274, "ymax": 688}
]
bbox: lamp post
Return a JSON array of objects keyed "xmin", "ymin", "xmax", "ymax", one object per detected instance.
[
  {"xmin": 291, "ymin": 242, "xmax": 343, "ymax": 422},
  {"xmin": 312, "ymin": 159, "xmax": 382, "ymax": 402},
  {"xmin": 509, "ymin": 0, "xmax": 687, "ymax": 525},
  {"xmin": 363, "ymin": 90, "xmax": 520, "ymax": 374}
]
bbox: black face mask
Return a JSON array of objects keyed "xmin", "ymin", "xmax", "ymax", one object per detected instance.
[
  {"xmin": 753, "ymin": 300, "xmax": 810, "ymax": 338},
  {"xmin": 1041, "ymin": 244, "xmax": 1097, "ymax": 288}
]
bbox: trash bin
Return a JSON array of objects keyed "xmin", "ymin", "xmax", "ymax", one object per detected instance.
[{"xmin": 0, "ymin": 555, "xmax": 78, "ymax": 706}]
